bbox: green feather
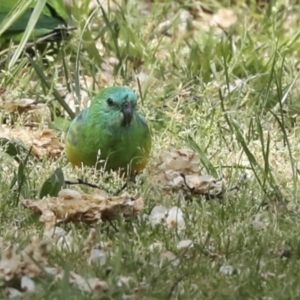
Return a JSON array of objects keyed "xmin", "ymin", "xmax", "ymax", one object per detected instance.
[{"xmin": 65, "ymin": 86, "xmax": 152, "ymax": 174}]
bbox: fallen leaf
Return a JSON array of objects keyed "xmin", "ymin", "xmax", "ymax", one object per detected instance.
[
  {"xmin": 148, "ymin": 242, "xmax": 164, "ymax": 252},
  {"xmin": 177, "ymin": 239, "xmax": 194, "ymax": 250},
  {"xmin": 0, "ymin": 98, "xmax": 44, "ymax": 115},
  {"xmin": 69, "ymin": 272, "xmax": 109, "ymax": 293},
  {"xmin": 0, "ymin": 236, "xmax": 51, "ymax": 282},
  {"xmin": 149, "ymin": 205, "xmax": 168, "ymax": 227},
  {"xmin": 116, "ymin": 276, "xmax": 134, "ymax": 288},
  {"xmin": 23, "ymin": 189, "xmax": 144, "ymax": 230},
  {"xmin": 211, "ymin": 9, "xmax": 237, "ymax": 29},
  {"xmin": 0, "ymin": 237, "xmax": 108, "ymax": 296},
  {"xmin": 158, "ymin": 148, "xmax": 200, "ymax": 173},
  {"xmin": 21, "ymin": 276, "xmax": 35, "ymax": 292},
  {"xmin": 166, "ymin": 206, "xmax": 185, "ymax": 231},
  {"xmin": 0, "ymin": 126, "xmax": 64, "ymax": 159},
  {"xmin": 182, "ymin": 174, "xmax": 223, "ymax": 196},
  {"xmin": 149, "ymin": 205, "xmax": 185, "ymax": 232},
  {"xmin": 160, "ymin": 251, "xmax": 179, "ymax": 267},
  {"xmin": 153, "ymin": 148, "xmax": 224, "ymax": 197}
]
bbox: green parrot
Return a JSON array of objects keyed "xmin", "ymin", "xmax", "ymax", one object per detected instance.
[
  {"xmin": 65, "ymin": 86, "xmax": 152, "ymax": 175},
  {"xmin": 0, "ymin": 0, "xmax": 72, "ymax": 46}
]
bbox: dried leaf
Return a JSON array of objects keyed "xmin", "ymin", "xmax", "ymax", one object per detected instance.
[
  {"xmin": 211, "ymin": 9, "xmax": 237, "ymax": 29},
  {"xmin": 0, "ymin": 126, "xmax": 64, "ymax": 159},
  {"xmin": 0, "ymin": 237, "xmax": 108, "ymax": 296},
  {"xmin": 23, "ymin": 189, "xmax": 144, "ymax": 229},
  {"xmin": 166, "ymin": 207, "xmax": 185, "ymax": 231},
  {"xmin": 177, "ymin": 240, "xmax": 194, "ymax": 250},
  {"xmin": 0, "ymin": 98, "xmax": 44, "ymax": 114},
  {"xmin": 160, "ymin": 251, "xmax": 179, "ymax": 267},
  {"xmin": 153, "ymin": 148, "xmax": 223, "ymax": 197},
  {"xmin": 158, "ymin": 148, "xmax": 200, "ymax": 173},
  {"xmin": 149, "ymin": 206, "xmax": 168, "ymax": 227},
  {"xmin": 148, "ymin": 242, "xmax": 164, "ymax": 252},
  {"xmin": 56, "ymin": 231, "xmax": 76, "ymax": 251},
  {"xmin": 182, "ymin": 174, "xmax": 223, "ymax": 196},
  {"xmin": 82, "ymin": 228, "xmax": 98, "ymax": 255},
  {"xmin": 69, "ymin": 272, "xmax": 109, "ymax": 293},
  {"xmin": 149, "ymin": 205, "xmax": 185, "ymax": 232},
  {"xmin": 0, "ymin": 237, "xmax": 51, "ymax": 281},
  {"xmin": 21, "ymin": 276, "xmax": 36, "ymax": 292},
  {"xmin": 116, "ymin": 276, "xmax": 134, "ymax": 288},
  {"xmin": 6, "ymin": 287, "xmax": 23, "ymax": 298},
  {"xmin": 88, "ymin": 249, "xmax": 107, "ymax": 266}
]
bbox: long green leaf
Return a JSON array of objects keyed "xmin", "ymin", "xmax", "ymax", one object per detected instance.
[
  {"xmin": 27, "ymin": 54, "xmax": 75, "ymax": 118},
  {"xmin": 186, "ymin": 135, "xmax": 218, "ymax": 178},
  {"xmin": 0, "ymin": 0, "xmax": 34, "ymax": 38},
  {"xmin": 0, "ymin": 137, "xmax": 33, "ymax": 163},
  {"xmin": 39, "ymin": 168, "xmax": 65, "ymax": 198},
  {"xmin": 8, "ymin": 0, "xmax": 47, "ymax": 68}
]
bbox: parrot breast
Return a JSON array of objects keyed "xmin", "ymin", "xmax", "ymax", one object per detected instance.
[{"xmin": 65, "ymin": 107, "xmax": 151, "ymax": 175}]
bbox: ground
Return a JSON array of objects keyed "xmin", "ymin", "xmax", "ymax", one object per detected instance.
[{"xmin": 1, "ymin": 0, "xmax": 300, "ymax": 299}]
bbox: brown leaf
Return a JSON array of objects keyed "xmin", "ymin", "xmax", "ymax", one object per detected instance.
[
  {"xmin": 158, "ymin": 148, "xmax": 200, "ymax": 173},
  {"xmin": 153, "ymin": 148, "xmax": 223, "ymax": 197},
  {"xmin": 0, "ymin": 237, "xmax": 108, "ymax": 295},
  {"xmin": 0, "ymin": 237, "xmax": 51, "ymax": 281},
  {"xmin": 183, "ymin": 174, "xmax": 223, "ymax": 196},
  {"xmin": 0, "ymin": 98, "xmax": 40, "ymax": 114},
  {"xmin": 0, "ymin": 126, "xmax": 64, "ymax": 159},
  {"xmin": 211, "ymin": 9, "xmax": 237, "ymax": 29},
  {"xmin": 23, "ymin": 189, "xmax": 144, "ymax": 229}
]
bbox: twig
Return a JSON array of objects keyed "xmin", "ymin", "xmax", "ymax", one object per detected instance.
[
  {"xmin": 167, "ymin": 274, "xmax": 186, "ymax": 299},
  {"xmin": 180, "ymin": 173, "xmax": 224, "ymax": 199},
  {"xmin": 65, "ymin": 179, "xmax": 102, "ymax": 189},
  {"xmin": 180, "ymin": 173, "xmax": 195, "ymax": 194},
  {"xmin": 180, "ymin": 173, "xmax": 247, "ymax": 200},
  {"xmin": 108, "ymin": 220, "xmax": 119, "ymax": 233},
  {"xmin": 228, "ymin": 173, "xmax": 247, "ymax": 192}
]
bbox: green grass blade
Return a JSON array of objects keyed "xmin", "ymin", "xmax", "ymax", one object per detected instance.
[
  {"xmin": 26, "ymin": 54, "xmax": 75, "ymax": 118},
  {"xmin": 8, "ymin": 0, "xmax": 47, "ymax": 68},
  {"xmin": 0, "ymin": 0, "xmax": 34, "ymax": 38}
]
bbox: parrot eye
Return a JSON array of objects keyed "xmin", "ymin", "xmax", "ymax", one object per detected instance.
[{"xmin": 106, "ymin": 98, "xmax": 114, "ymax": 106}]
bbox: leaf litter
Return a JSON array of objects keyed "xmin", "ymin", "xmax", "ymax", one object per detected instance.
[
  {"xmin": 0, "ymin": 235, "xmax": 108, "ymax": 297},
  {"xmin": 0, "ymin": 126, "xmax": 63, "ymax": 159},
  {"xmin": 23, "ymin": 188, "xmax": 144, "ymax": 231},
  {"xmin": 16, "ymin": 146, "xmax": 226, "ymax": 298},
  {"xmin": 153, "ymin": 148, "xmax": 224, "ymax": 197},
  {"xmin": 22, "ymin": 147, "xmax": 233, "ymax": 242}
]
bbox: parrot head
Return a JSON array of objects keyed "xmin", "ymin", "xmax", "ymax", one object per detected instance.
[{"xmin": 91, "ymin": 86, "xmax": 138, "ymax": 127}]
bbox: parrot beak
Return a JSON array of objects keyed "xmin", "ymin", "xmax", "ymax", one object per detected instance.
[{"xmin": 121, "ymin": 101, "xmax": 133, "ymax": 126}]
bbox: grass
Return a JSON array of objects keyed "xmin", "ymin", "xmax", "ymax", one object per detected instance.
[{"xmin": 1, "ymin": 0, "xmax": 300, "ymax": 299}]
